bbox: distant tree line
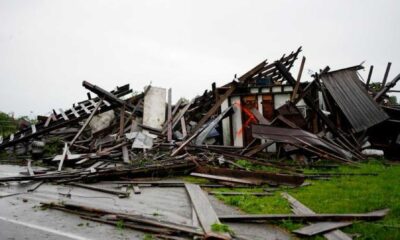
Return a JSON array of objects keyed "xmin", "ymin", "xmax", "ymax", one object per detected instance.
[{"xmin": 0, "ymin": 112, "xmax": 35, "ymax": 136}]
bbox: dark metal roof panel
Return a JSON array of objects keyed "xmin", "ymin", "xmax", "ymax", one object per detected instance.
[
  {"xmin": 251, "ymin": 124, "xmax": 350, "ymax": 159},
  {"xmin": 321, "ymin": 69, "xmax": 389, "ymax": 132}
]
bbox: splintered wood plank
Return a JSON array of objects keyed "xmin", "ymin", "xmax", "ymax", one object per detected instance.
[
  {"xmin": 282, "ymin": 192, "xmax": 314, "ymax": 214},
  {"xmin": 71, "ymin": 107, "xmax": 80, "ymax": 118},
  {"xmin": 170, "ymin": 129, "xmax": 201, "ymax": 156},
  {"xmin": 10, "ymin": 134, "xmax": 14, "ymax": 141},
  {"xmin": 171, "ymin": 98, "xmax": 183, "ymax": 117},
  {"xmin": 51, "ymin": 113, "xmax": 57, "ymax": 121},
  {"xmin": 44, "ymin": 114, "xmax": 53, "ymax": 127},
  {"xmin": 282, "ymin": 192, "xmax": 352, "ymax": 240},
  {"xmin": 59, "ymin": 108, "xmax": 69, "ymax": 120},
  {"xmin": 122, "ymin": 145, "xmax": 129, "ymax": 163},
  {"xmin": 244, "ymin": 141, "xmax": 274, "ymax": 157},
  {"xmin": 89, "ymin": 99, "xmax": 97, "ymax": 109},
  {"xmin": 219, "ymin": 210, "xmax": 389, "ymax": 222},
  {"xmin": 209, "ymin": 191, "xmax": 272, "ymax": 196},
  {"xmin": 181, "ymin": 117, "xmax": 187, "ymax": 138},
  {"xmin": 79, "ymin": 104, "xmax": 91, "ymax": 114},
  {"xmin": 118, "ymin": 104, "xmax": 126, "ymax": 137},
  {"xmin": 75, "ymin": 158, "xmax": 90, "ymax": 165},
  {"xmin": 133, "ymin": 185, "xmax": 141, "ymax": 194},
  {"xmin": 170, "ymin": 99, "xmax": 193, "ymax": 131},
  {"xmin": 85, "ymin": 161, "xmax": 104, "ymax": 171},
  {"xmin": 190, "ymin": 83, "xmax": 237, "ymax": 134},
  {"xmin": 291, "ymin": 56, "xmax": 306, "ymax": 102},
  {"xmin": 192, "ymin": 207, "xmax": 200, "ymax": 227},
  {"xmin": 68, "ymin": 182, "xmax": 129, "ymax": 198},
  {"xmin": 70, "ymin": 99, "xmax": 103, "ymax": 146},
  {"xmin": 185, "ymin": 183, "xmax": 231, "ymax": 239},
  {"xmin": 31, "ymin": 124, "xmax": 37, "ymax": 134},
  {"xmin": 250, "ymin": 108, "xmax": 270, "ymax": 124},
  {"xmin": 190, "ymin": 172, "xmax": 261, "ymax": 185},
  {"xmin": 167, "ymin": 88, "xmax": 172, "ymax": 142},
  {"xmin": 293, "ymin": 222, "xmax": 352, "ymax": 237},
  {"xmin": 27, "ymin": 159, "xmax": 35, "ymax": 176},
  {"xmin": 57, "ymin": 142, "xmax": 69, "ymax": 171},
  {"xmin": 27, "ymin": 181, "xmax": 43, "ymax": 192},
  {"xmin": 103, "ymin": 100, "xmax": 111, "ymax": 106}
]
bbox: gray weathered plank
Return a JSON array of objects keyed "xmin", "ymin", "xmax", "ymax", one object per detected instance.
[
  {"xmin": 79, "ymin": 104, "xmax": 91, "ymax": 114},
  {"xmin": 219, "ymin": 209, "xmax": 389, "ymax": 222},
  {"xmin": 190, "ymin": 172, "xmax": 261, "ymax": 185},
  {"xmin": 293, "ymin": 222, "xmax": 352, "ymax": 236},
  {"xmin": 27, "ymin": 159, "xmax": 35, "ymax": 176},
  {"xmin": 209, "ymin": 191, "xmax": 272, "ymax": 196},
  {"xmin": 103, "ymin": 100, "xmax": 111, "ymax": 106},
  {"xmin": 70, "ymin": 99, "xmax": 103, "ymax": 146},
  {"xmin": 31, "ymin": 124, "xmax": 37, "ymax": 134},
  {"xmin": 59, "ymin": 108, "xmax": 69, "ymax": 120},
  {"xmin": 133, "ymin": 185, "xmax": 141, "ymax": 194},
  {"xmin": 185, "ymin": 183, "xmax": 231, "ymax": 239},
  {"xmin": 89, "ymin": 99, "xmax": 97, "ymax": 109},
  {"xmin": 71, "ymin": 107, "xmax": 80, "ymax": 118},
  {"xmin": 44, "ymin": 114, "xmax": 53, "ymax": 127},
  {"xmin": 282, "ymin": 192, "xmax": 352, "ymax": 240},
  {"xmin": 57, "ymin": 142, "xmax": 69, "ymax": 171},
  {"xmin": 122, "ymin": 145, "xmax": 129, "ymax": 163}
]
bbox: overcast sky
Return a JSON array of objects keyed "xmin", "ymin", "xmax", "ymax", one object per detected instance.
[{"xmin": 1, "ymin": 0, "xmax": 399, "ymax": 117}]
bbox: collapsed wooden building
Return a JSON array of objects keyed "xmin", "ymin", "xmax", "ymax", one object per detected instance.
[{"xmin": 0, "ymin": 47, "xmax": 398, "ymax": 239}]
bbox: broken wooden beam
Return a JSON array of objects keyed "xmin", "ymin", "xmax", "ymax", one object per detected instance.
[
  {"xmin": 68, "ymin": 182, "xmax": 130, "ymax": 198},
  {"xmin": 208, "ymin": 191, "xmax": 272, "ymax": 196},
  {"xmin": 380, "ymin": 62, "xmax": 392, "ymax": 89},
  {"xmin": 42, "ymin": 201, "xmax": 204, "ymax": 236},
  {"xmin": 81, "ymin": 215, "xmax": 174, "ymax": 235},
  {"xmin": 185, "ymin": 183, "xmax": 231, "ymax": 240},
  {"xmin": 291, "ymin": 56, "xmax": 306, "ymax": 101},
  {"xmin": 293, "ymin": 222, "xmax": 352, "ymax": 237},
  {"xmin": 366, "ymin": 65, "xmax": 374, "ymax": 91},
  {"xmin": 82, "ymin": 81, "xmax": 133, "ymax": 109},
  {"xmin": 133, "ymin": 185, "xmax": 141, "ymax": 194},
  {"xmin": 194, "ymin": 165, "xmax": 304, "ymax": 186},
  {"xmin": 190, "ymin": 172, "xmax": 261, "ymax": 185},
  {"xmin": 190, "ymin": 82, "xmax": 237, "ymax": 134},
  {"xmin": 70, "ymin": 98, "xmax": 104, "ymax": 147},
  {"xmin": 27, "ymin": 159, "xmax": 35, "ymax": 176},
  {"xmin": 218, "ymin": 209, "xmax": 389, "ymax": 222},
  {"xmin": 282, "ymin": 192, "xmax": 352, "ymax": 240}
]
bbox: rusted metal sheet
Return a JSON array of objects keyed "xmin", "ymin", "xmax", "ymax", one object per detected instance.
[{"xmin": 320, "ymin": 68, "xmax": 389, "ymax": 132}]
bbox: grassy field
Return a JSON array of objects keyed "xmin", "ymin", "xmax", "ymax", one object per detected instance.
[{"xmin": 202, "ymin": 160, "xmax": 400, "ymax": 239}]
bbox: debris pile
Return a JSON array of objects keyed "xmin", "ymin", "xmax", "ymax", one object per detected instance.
[{"xmin": 0, "ymin": 47, "xmax": 397, "ymax": 239}]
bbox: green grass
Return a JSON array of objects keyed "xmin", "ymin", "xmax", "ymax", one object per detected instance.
[
  {"xmin": 116, "ymin": 219, "xmax": 124, "ymax": 231},
  {"xmin": 211, "ymin": 222, "xmax": 235, "ymax": 235},
  {"xmin": 181, "ymin": 175, "xmax": 212, "ymax": 184},
  {"xmin": 213, "ymin": 160, "xmax": 400, "ymax": 239}
]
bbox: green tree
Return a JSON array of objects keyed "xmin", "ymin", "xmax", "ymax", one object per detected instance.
[
  {"xmin": 389, "ymin": 95, "xmax": 398, "ymax": 105},
  {"xmin": 0, "ymin": 112, "xmax": 17, "ymax": 136}
]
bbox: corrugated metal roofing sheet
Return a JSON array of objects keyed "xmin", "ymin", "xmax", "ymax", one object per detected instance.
[
  {"xmin": 321, "ymin": 69, "xmax": 389, "ymax": 132},
  {"xmin": 251, "ymin": 124, "xmax": 351, "ymax": 159}
]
